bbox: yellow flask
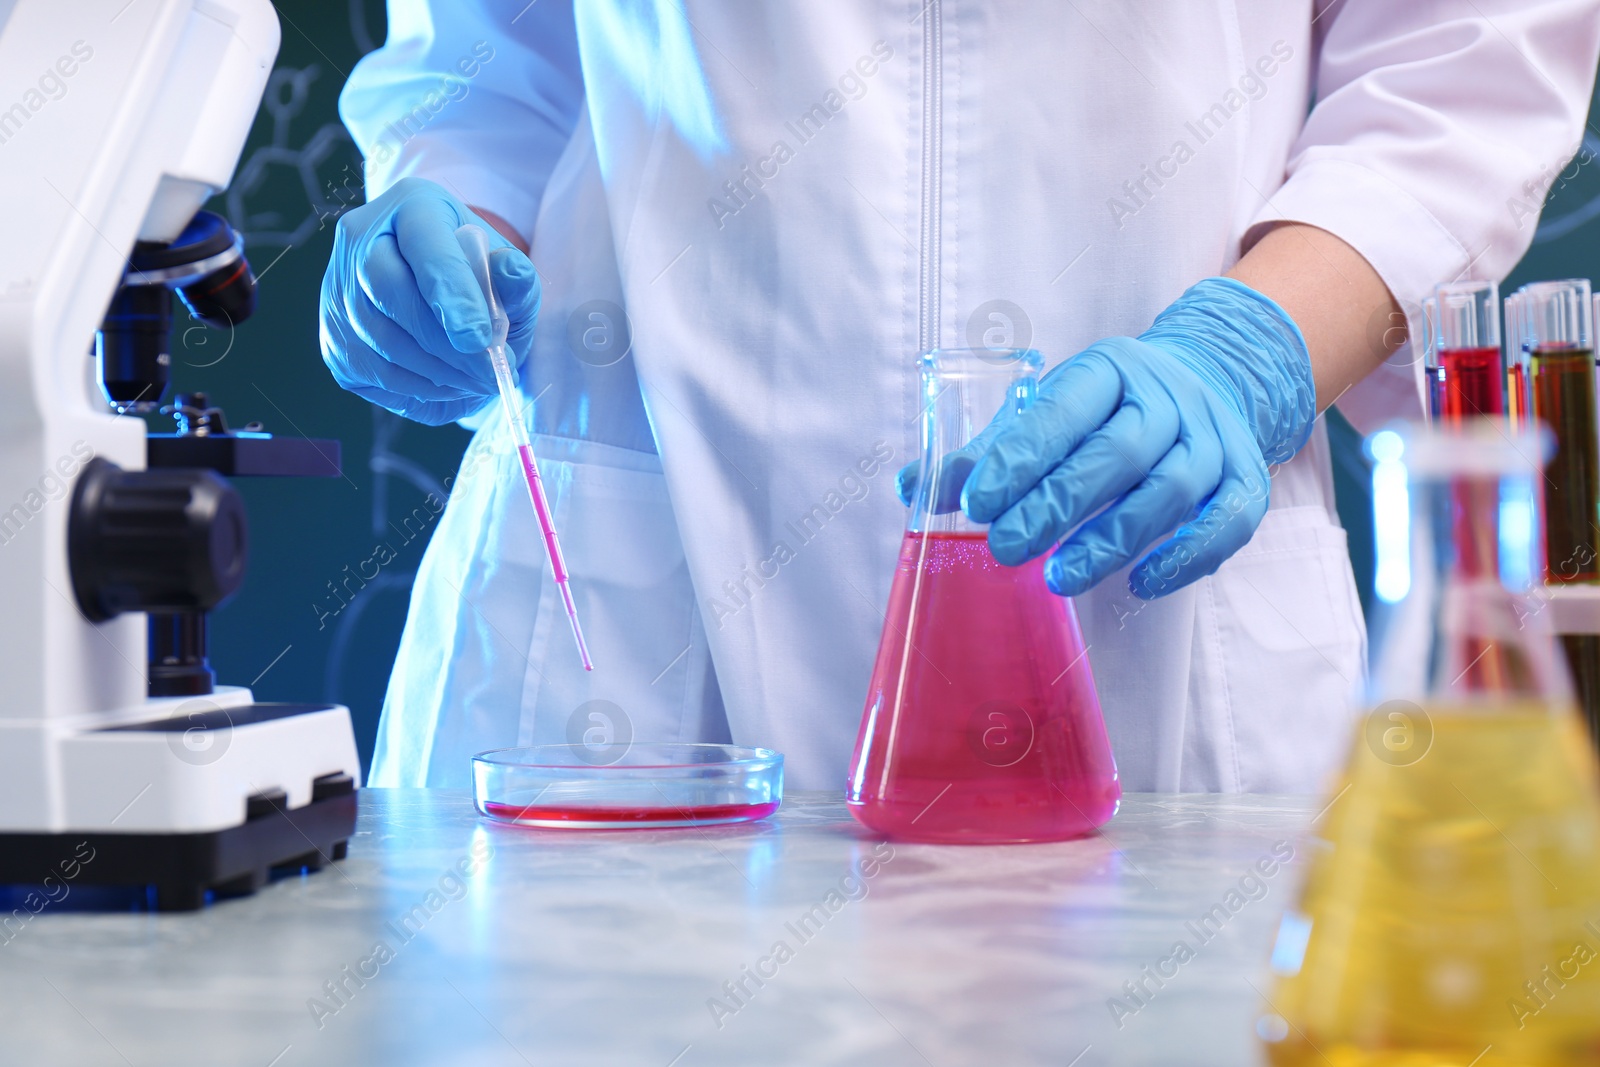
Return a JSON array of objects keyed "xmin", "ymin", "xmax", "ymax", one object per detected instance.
[{"xmin": 1261, "ymin": 423, "xmax": 1600, "ymax": 1067}]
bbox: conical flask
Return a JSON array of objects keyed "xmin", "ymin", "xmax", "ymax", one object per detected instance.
[
  {"xmin": 846, "ymin": 347, "xmax": 1120, "ymax": 843},
  {"xmin": 1260, "ymin": 420, "xmax": 1600, "ymax": 1067}
]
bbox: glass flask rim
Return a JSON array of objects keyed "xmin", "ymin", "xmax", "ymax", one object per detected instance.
[
  {"xmin": 1365, "ymin": 419, "xmax": 1550, "ymax": 477},
  {"xmin": 472, "ymin": 743, "xmax": 783, "ymax": 773},
  {"xmin": 919, "ymin": 347, "xmax": 1044, "ymax": 379}
]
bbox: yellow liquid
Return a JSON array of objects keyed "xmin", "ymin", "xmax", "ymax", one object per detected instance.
[{"xmin": 1264, "ymin": 705, "xmax": 1600, "ymax": 1067}]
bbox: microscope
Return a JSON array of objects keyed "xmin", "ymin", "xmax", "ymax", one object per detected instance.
[{"xmin": 0, "ymin": 0, "xmax": 359, "ymax": 909}]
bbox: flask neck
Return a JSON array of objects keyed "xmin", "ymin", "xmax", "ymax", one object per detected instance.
[
  {"xmin": 909, "ymin": 349, "xmax": 1040, "ymax": 535},
  {"xmin": 1376, "ymin": 467, "xmax": 1571, "ymax": 709}
]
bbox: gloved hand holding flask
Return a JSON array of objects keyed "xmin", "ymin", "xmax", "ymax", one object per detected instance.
[{"xmin": 904, "ymin": 278, "xmax": 1316, "ymax": 600}]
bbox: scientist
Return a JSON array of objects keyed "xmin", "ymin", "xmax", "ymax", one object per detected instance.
[{"xmin": 321, "ymin": 1, "xmax": 1600, "ymax": 792}]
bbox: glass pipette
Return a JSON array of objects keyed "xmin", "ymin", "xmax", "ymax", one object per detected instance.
[{"xmin": 455, "ymin": 224, "xmax": 593, "ymax": 671}]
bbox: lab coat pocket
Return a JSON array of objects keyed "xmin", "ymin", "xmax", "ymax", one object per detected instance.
[
  {"xmin": 372, "ymin": 429, "xmax": 725, "ymax": 788},
  {"xmin": 1202, "ymin": 504, "xmax": 1366, "ymax": 794},
  {"xmin": 504, "ymin": 435, "xmax": 727, "ymax": 753}
]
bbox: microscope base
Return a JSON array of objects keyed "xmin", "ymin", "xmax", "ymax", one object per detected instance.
[
  {"xmin": 0, "ymin": 696, "xmax": 362, "ymax": 910},
  {"xmin": 0, "ymin": 778, "xmax": 356, "ymax": 911}
]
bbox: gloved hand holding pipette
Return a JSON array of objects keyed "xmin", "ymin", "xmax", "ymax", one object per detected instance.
[
  {"xmin": 319, "ymin": 179, "xmax": 591, "ymax": 672},
  {"xmin": 319, "ymin": 178, "xmax": 541, "ymax": 425}
]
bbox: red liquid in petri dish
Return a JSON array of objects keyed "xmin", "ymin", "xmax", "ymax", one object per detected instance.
[
  {"xmin": 847, "ymin": 531, "xmax": 1120, "ymax": 843},
  {"xmin": 481, "ymin": 800, "xmax": 780, "ymax": 827},
  {"xmin": 1437, "ymin": 345, "xmax": 1505, "ymax": 420}
]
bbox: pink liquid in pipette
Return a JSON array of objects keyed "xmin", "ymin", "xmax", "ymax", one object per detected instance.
[
  {"xmin": 518, "ymin": 444, "xmax": 568, "ymax": 582},
  {"xmin": 847, "ymin": 531, "xmax": 1120, "ymax": 842},
  {"xmin": 518, "ymin": 443, "xmax": 593, "ymax": 670}
]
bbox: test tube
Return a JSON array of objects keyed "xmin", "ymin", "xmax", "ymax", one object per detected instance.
[
  {"xmin": 1528, "ymin": 279, "xmax": 1600, "ymax": 741},
  {"xmin": 1431, "ymin": 280, "xmax": 1502, "ymax": 422},
  {"xmin": 1428, "ymin": 282, "xmax": 1505, "ymax": 581},
  {"xmin": 1422, "ymin": 296, "xmax": 1443, "ymax": 420},
  {"xmin": 1527, "ymin": 279, "xmax": 1597, "ymax": 584},
  {"xmin": 1504, "ymin": 290, "xmax": 1531, "ymax": 428}
]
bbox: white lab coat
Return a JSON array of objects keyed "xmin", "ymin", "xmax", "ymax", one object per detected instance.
[{"xmin": 345, "ymin": 0, "xmax": 1600, "ymax": 792}]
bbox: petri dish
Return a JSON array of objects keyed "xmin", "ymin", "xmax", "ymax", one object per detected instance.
[{"xmin": 472, "ymin": 743, "xmax": 783, "ymax": 829}]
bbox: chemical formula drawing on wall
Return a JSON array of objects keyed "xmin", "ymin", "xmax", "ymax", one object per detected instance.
[{"xmin": 224, "ymin": 64, "xmax": 362, "ymax": 248}]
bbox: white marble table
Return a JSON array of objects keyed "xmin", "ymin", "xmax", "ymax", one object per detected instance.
[{"xmin": 0, "ymin": 789, "xmax": 1320, "ymax": 1066}]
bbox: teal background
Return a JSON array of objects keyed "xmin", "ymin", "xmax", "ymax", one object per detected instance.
[{"xmin": 189, "ymin": 4, "xmax": 1600, "ymax": 773}]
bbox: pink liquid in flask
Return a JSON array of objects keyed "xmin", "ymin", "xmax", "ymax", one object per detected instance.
[{"xmin": 847, "ymin": 531, "xmax": 1120, "ymax": 843}]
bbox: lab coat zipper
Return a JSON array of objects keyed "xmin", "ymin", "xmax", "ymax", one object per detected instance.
[{"xmin": 918, "ymin": 0, "xmax": 943, "ymax": 354}]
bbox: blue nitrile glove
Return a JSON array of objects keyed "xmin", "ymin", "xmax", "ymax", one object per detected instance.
[
  {"xmin": 319, "ymin": 177, "xmax": 541, "ymax": 425},
  {"xmin": 900, "ymin": 278, "xmax": 1314, "ymax": 599}
]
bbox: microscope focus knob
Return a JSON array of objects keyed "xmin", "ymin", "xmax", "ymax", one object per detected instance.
[{"xmin": 68, "ymin": 458, "xmax": 249, "ymax": 622}]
